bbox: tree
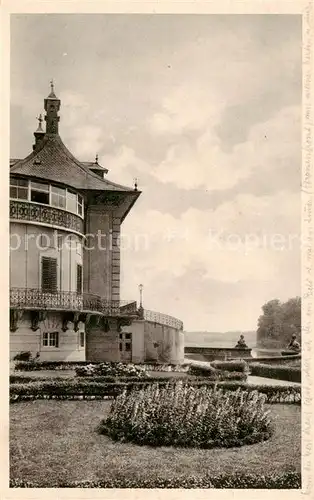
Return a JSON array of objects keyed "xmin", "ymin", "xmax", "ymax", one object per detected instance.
[{"xmin": 256, "ymin": 297, "xmax": 301, "ymax": 348}]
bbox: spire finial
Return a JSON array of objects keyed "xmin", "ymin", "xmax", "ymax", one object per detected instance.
[
  {"xmin": 95, "ymin": 153, "xmax": 99, "ymax": 164},
  {"xmin": 47, "ymin": 79, "xmax": 57, "ymax": 99},
  {"xmin": 134, "ymin": 177, "xmax": 138, "ymax": 191}
]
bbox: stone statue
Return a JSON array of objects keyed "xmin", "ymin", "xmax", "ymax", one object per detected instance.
[
  {"xmin": 235, "ymin": 334, "xmax": 248, "ymax": 349},
  {"xmin": 286, "ymin": 333, "xmax": 300, "ymax": 352}
]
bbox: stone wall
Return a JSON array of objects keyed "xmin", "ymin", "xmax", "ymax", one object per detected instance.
[
  {"xmin": 185, "ymin": 346, "xmax": 252, "ymax": 362},
  {"xmin": 144, "ymin": 321, "xmax": 184, "ymax": 364},
  {"xmin": 10, "ymin": 311, "xmax": 86, "ymax": 361},
  {"xmin": 86, "ymin": 319, "xmax": 120, "ymax": 362},
  {"xmin": 118, "ymin": 318, "xmax": 184, "ymax": 364},
  {"xmin": 83, "ymin": 207, "xmax": 113, "ymax": 299},
  {"xmin": 245, "ymin": 354, "xmax": 301, "ymax": 365}
]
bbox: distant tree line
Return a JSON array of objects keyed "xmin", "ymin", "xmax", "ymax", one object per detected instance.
[{"xmin": 256, "ymin": 297, "xmax": 301, "ymax": 348}]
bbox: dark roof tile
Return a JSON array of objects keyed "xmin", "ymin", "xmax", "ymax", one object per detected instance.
[{"xmin": 10, "ymin": 134, "xmax": 132, "ymax": 192}]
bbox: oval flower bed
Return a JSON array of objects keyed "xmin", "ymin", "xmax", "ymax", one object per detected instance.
[{"xmin": 98, "ymin": 382, "xmax": 273, "ymax": 448}]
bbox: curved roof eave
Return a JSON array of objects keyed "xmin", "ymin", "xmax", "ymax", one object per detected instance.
[{"xmin": 10, "ymin": 134, "xmax": 135, "ymax": 193}]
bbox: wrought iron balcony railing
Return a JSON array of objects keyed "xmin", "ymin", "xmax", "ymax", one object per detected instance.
[
  {"xmin": 143, "ymin": 308, "xmax": 184, "ymax": 331},
  {"xmin": 10, "ymin": 200, "xmax": 84, "ymax": 234},
  {"xmin": 10, "ymin": 287, "xmax": 137, "ymax": 317}
]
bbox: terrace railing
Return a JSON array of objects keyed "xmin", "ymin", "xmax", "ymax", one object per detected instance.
[
  {"xmin": 143, "ymin": 308, "xmax": 184, "ymax": 331},
  {"xmin": 10, "ymin": 287, "xmax": 137, "ymax": 317},
  {"xmin": 10, "ymin": 200, "xmax": 84, "ymax": 234}
]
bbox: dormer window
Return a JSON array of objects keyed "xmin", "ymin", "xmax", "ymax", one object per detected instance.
[{"xmin": 30, "ymin": 181, "xmax": 50, "ymax": 204}]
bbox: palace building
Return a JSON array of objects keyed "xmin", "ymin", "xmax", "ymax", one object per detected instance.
[{"xmin": 10, "ymin": 84, "xmax": 184, "ymax": 364}]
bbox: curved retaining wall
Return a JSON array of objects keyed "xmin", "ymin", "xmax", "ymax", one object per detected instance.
[
  {"xmin": 120, "ymin": 312, "xmax": 185, "ymax": 364},
  {"xmin": 144, "ymin": 320, "xmax": 184, "ymax": 364},
  {"xmin": 185, "ymin": 346, "xmax": 252, "ymax": 362},
  {"xmin": 244, "ymin": 354, "xmax": 301, "ymax": 365}
]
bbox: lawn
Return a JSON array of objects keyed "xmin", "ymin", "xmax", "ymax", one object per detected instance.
[{"xmin": 10, "ymin": 400, "xmax": 301, "ymax": 487}]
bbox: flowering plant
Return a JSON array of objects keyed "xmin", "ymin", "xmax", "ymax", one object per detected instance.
[
  {"xmin": 75, "ymin": 362, "xmax": 148, "ymax": 378},
  {"xmin": 99, "ymin": 382, "xmax": 273, "ymax": 448}
]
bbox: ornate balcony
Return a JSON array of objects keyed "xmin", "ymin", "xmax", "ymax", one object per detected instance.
[
  {"xmin": 143, "ymin": 309, "xmax": 184, "ymax": 331},
  {"xmin": 10, "ymin": 287, "xmax": 137, "ymax": 317},
  {"xmin": 10, "ymin": 200, "xmax": 84, "ymax": 234}
]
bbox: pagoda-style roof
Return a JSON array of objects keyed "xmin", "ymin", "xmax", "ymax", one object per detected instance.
[
  {"xmin": 10, "ymin": 133, "xmax": 132, "ymax": 193},
  {"xmin": 10, "ymin": 83, "xmax": 140, "ymax": 199}
]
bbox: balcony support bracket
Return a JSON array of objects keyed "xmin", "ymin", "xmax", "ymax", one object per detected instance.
[
  {"xmin": 62, "ymin": 312, "xmax": 72, "ymax": 332},
  {"xmin": 103, "ymin": 318, "xmax": 110, "ymax": 332},
  {"xmin": 10, "ymin": 309, "xmax": 24, "ymax": 332},
  {"xmin": 30, "ymin": 311, "xmax": 40, "ymax": 331},
  {"xmin": 73, "ymin": 312, "xmax": 80, "ymax": 332}
]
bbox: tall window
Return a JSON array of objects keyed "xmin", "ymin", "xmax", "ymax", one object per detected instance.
[
  {"xmin": 31, "ymin": 181, "xmax": 49, "ymax": 204},
  {"xmin": 80, "ymin": 332, "xmax": 85, "ymax": 348},
  {"xmin": 51, "ymin": 185, "xmax": 66, "ymax": 209},
  {"xmin": 43, "ymin": 331, "xmax": 59, "ymax": 347},
  {"xmin": 76, "ymin": 264, "xmax": 82, "ymax": 294},
  {"xmin": 66, "ymin": 190, "xmax": 77, "ymax": 214},
  {"xmin": 10, "ymin": 177, "xmax": 28, "ymax": 200},
  {"xmin": 41, "ymin": 257, "xmax": 57, "ymax": 293},
  {"xmin": 77, "ymin": 195, "xmax": 83, "ymax": 216},
  {"xmin": 119, "ymin": 332, "xmax": 132, "ymax": 353}
]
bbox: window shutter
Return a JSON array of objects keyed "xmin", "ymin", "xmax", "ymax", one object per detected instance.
[
  {"xmin": 55, "ymin": 332, "xmax": 59, "ymax": 348},
  {"xmin": 41, "ymin": 257, "xmax": 57, "ymax": 293},
  {"xmin": 76, "ymin": 264, "xmax": 82, "ymax": 294}
]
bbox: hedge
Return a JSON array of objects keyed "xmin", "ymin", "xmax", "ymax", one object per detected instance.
[
  {"xmin": 250, "ymin": 363, "xmax": 301, "ymax": 383},
  {"xmin": 10, "ymin": 379, "xmax": 301, "ymax": 404},
  {"xmin": 211, "ymin": 360, "xmax": 248, "ymax": 372},
  {"xmin": 10, "ymin": 371, "xmax": 246, "ymax": 385},
  {"xmin": 9, "ymin": 471, "xmax": 301, "ymax": 488},
  {"xmin": 14, "ymin": 360, "xmax": 189, "ymax": 372}
]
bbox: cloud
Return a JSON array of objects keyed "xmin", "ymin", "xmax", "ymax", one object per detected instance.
[
  {"xmin": 149, "ymin": 105, "xmax": 300, "ymax": 192},
  {"xmin": 121, "ymin": 190, "xmax": 300, "ymax": 288},
  {"xmin": 120, "ymin": 189, "xmax": 300, "ymax": 330}
]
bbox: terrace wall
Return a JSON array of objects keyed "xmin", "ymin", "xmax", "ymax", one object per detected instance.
[{"xmin": 185, "ymin": 346, "xmax": 252, "ymax": 362}]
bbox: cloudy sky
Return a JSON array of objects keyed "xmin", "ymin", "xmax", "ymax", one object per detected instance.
[{"xmin": 10, "ymin": 14, "xmax": 301, "ymax": 332}]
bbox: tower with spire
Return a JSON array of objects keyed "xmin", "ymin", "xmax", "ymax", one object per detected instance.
[
  {"xmin": 33, "ymin": 114, "xmax": 45, "ymax": 151},
  {"xmin": 9, "ymin": 82, "xmax": 142, "ymax": 363},
  {"xmin": 44, "ymin": 80, "xmax": 61, "ymax": 134}
]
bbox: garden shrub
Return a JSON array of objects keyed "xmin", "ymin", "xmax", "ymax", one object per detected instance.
[
  {"xmin": 187, "ymin": 364, "xmax": 218, "ymax": 377},
  {"xmin": 13, "ymin": 351, "xmax": 32, "ymax": 362},
  {"xmin": 139, "ymin": 363, "xmax": 190, "ymax": 373},
  {"xmin": 250, "ymin": 363, "xmax": 301, "ymax": 383},
  {"xmin": 75, "ymin": 362, "xmax": 148, "ymax": 378},
  {"xmin": 14, "ymin": 360, "xmax": 40, "ymax": 371},
  {"xmin": 99, "ymin": 382, "xmax": 273, "ymax": 448},
  {"xmin": 9, "ymin": 471, "xmax": 301, "ymax": 489},
  {"xmin": 211, "ymin": 360, "xmax": 248, "ymax": 373},
  {"xmin": 187, "ymin": 365, "xmax": 247, "ymax": 381}
]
